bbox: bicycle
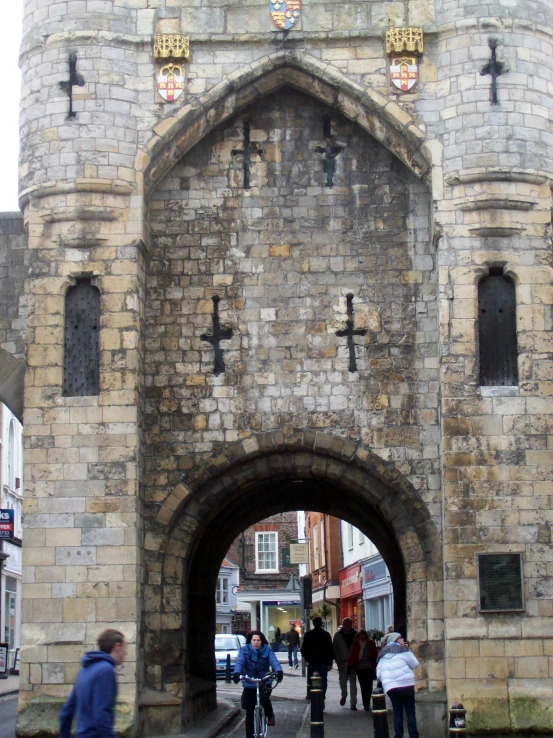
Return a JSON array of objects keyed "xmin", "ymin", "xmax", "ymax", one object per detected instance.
[{"xmin": 240, "ymin": 672, "xmax": 279, "ymax": 738}]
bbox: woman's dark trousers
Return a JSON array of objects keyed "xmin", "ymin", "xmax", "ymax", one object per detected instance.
[
  {"xmin": 355, "ymin": 668, "xmax": 375, "ymax": 709},
  {"xmin": 242, "ymin": 688, "xmax": 274, "ymax": 738},
  {"xmin": 387, "ymin": 686, "xmax": 419, "ymax": 738}
]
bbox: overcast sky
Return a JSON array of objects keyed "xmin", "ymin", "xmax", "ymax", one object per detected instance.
[{"xmin": 0, "ymin": 2, "xmax": 23, "ymax": 212}]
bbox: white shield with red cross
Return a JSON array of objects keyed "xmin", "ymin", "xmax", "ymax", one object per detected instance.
[
  {"xmin": 157, "ymin": 64, "xmax": 185, "ymax": 103},
  {"xmin": 390, "ymin": 57, "xmax": 418, "ymax": 92}
]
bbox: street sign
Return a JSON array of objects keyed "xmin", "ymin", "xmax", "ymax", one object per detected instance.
[
  {"xmin": 289, "ymin": 543, "xmax": 309, "ymax": 564},
  {"xmin": 0, "ymin": 510, "xmax": 14, "ymax": 540}
]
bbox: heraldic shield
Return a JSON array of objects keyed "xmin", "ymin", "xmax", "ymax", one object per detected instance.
[
  {"xmin": 270, "ymin": 0, "xmax": 301, "ymax": 30},
  {"xmin": 390, "ymin": 57, "xmax": 418, "ymax": 92},
  {"xmin": 157, "ymin": 64, "xmax": 185, "ymax": 102}
]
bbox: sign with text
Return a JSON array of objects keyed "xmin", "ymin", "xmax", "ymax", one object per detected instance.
[
  {"xmin": 363, "ymin": 560, "xmax": 387, "ymax": 584},
  {"xmin": 0, "ymin": 510, "xmax": 14, "ymax": 540},
  {"xmin": 339, "ymin": 563, "xmax": 362, "ymax": 598},
  {"xmin": 0, "ymin": 643, "xmax": 8, "ymax": 678},
  {"xmin": 289, "ymin": 543, "xmax": 309, "ymax": 564},
  {"xmin": 478, "ymin": 553, "xmax": 524, "ymax": 612}
]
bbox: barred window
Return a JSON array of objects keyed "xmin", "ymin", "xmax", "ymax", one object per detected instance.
[
  {"xmin": 478, "ymin": 268, "xmax": 518, "ymax": 386},
  {"xmin": 255, "ymin": 532, "xmax": 278, "ymax": 573},
  {"xmin": 63, "ymin": 279, "xmax": 100, "ymax": 396}
]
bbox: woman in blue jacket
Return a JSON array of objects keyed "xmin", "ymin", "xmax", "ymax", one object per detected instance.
[{"xmin": 233, "ymin": 630, "xmax": 283, "ymax": 737}]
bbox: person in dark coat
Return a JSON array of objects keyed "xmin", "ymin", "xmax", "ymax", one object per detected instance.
[
  {"xmin": 348, "ymin": 629, "xmax": 378, "ymax": 711},
  {"xmin": 233, "ymin": 630, "xmax": 283, "ymax": 738},
  {"xmin": 300, "ymin": 617, "xmax": 334, "ymax": 700},
  {"xmin": 287, "ymin": 625, "xmax": 301, "ymax": 668},
  {"xmin": 59, "ymin": 629, "xmax": 127, "ymax": 738}
]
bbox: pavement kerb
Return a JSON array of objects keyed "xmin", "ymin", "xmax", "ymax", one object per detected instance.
[{"xmin": 150, "ymin": 698, "xmax": 240, "ymax": 738}]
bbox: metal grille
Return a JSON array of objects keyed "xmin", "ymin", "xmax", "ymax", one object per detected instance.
[
  {"xmin": 478, "ymin": 271, "xmax": 518, "ymax": 386},
  {"xmin": 63, "ymin": 279, "xmax": 100, "ymax": 396}
]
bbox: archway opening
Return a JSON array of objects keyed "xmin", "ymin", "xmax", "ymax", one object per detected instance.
[{"xmin": 187, "ymin": 477, "xmax": 406, "ymax": 685}]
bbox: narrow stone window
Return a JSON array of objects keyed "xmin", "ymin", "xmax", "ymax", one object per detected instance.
[
  {"xmin": 63, "ymin": 278, "xmax": 100, "ymax": 396},
  {"xmin": 478, "ymin": 267, "xmax": 518, "ymax": 386}
]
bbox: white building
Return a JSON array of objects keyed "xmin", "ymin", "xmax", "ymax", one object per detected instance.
[
  {"xmin": 0, "ymin": 402, "xmax": 23, "ymax": 667},
  {"xmin": 340, "ymin": 521, "xmax": 393, "ymax": 635},
  {"xmin": 216, "ymin": 557, "xmax": 239, "ymax": 634}
]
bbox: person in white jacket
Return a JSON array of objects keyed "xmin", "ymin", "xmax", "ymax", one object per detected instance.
[{"xmin": 375, "ymin": 633, "xmax": 419, "ymax": 738}]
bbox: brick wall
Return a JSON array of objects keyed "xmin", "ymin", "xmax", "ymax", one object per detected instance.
[{"xmin": 226, "ymin": 512, "xmax": 299, "ymax": 590}]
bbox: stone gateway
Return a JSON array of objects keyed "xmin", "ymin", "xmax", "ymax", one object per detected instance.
[{"xmin": 4, "ymin": 0, "xmax": 552, "ymax": 736}]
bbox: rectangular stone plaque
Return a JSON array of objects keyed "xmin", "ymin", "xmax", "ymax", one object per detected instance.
[{"xmin": 477, "ymin": 553, "xmax": 524, "ymax": 612}]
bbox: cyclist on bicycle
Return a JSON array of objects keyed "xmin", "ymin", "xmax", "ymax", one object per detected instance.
[{"xmin": 233, "ymin": 630, "xmax": 283, "ymax": 736}]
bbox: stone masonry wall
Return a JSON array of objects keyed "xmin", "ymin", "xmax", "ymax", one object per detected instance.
[
  {"xmin": 17, "ymin": 0, "xmax": 553, "ymax": 734},
  {"xmin": 0, "ymin": 213, "xmax": 27, "ymax": 359},
  {"xmin": 144, "ymin": 88, "xmax": 438, "ymax": 517}
]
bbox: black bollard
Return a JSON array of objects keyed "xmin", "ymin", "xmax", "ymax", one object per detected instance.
[
  {"xmin": 372, "ymin": 688, "xmax": 389, "ymax": 738},
  {"xmin": 449, "ymin": 702, "xmax": 466, "ymax": 738},
  {"xmin": 225, "ymin": 653, "xmax": 232, "ymax": 684},
  {"xmin": 310, "ymin": 673, "xmax": 324, "ymax": 738}
]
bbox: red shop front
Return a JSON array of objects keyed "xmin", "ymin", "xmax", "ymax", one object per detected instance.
[{"xmin": 339, "ymin": 563, "xmax": 362, "ymax": 629}]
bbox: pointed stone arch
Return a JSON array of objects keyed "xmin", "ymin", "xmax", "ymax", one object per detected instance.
[{"xmin": 139, "ymin": 50, "xmax": 433, "ymax": 197}]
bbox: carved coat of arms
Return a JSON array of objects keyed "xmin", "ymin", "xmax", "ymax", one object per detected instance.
[
  {"xmin": 157, "ymin": 63, "xmax": 185, "ymax": 103},
  {"xmin": 390, "ymin": 57, "xmax": 418, "ymax": 92},
  {"xmin": 270, "ymin": 0, "xmax": 301, "ymax": 30}
]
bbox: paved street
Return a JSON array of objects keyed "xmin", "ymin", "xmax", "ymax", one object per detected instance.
[
  {"xmin": 0, "ymin": 694, "xmax": 17, "ymax": 738},
  {"xmin": 218, "ymin": 667, "xmax": 381, "ymax": 738}
]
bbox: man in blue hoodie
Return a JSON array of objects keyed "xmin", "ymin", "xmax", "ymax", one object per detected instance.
[{"xmin": 59, "ymin": 629, "xmax": 127, "ymax": 738}]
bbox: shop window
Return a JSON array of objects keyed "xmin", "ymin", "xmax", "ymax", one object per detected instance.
[
  {"xmin": 5, "ymin": 576, "xmax": 17, "ymax": 649},
  {"xmin": 255, "ymin": 532, "xmax": 278, "ymax": 573},
  {"xmin": 478, "ymin": 268, "xmax": 518, "ymax": 386},
  {"xmin": 216, "ymin": 577, "xmax": 229, "ymax": 605},
  {"xmin": 63, "ymin": 278, "xmax": 101, "ymax": 396}
]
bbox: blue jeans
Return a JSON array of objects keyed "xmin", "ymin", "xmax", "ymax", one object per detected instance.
[
  {"xmin": 307, "ymin": 663, "xmax": 329, "ymax": 698},
  {"xmin": 387, "ymin": 686, "xmax": 419, "ymax": 738},
  {"xmin": 288, "ymin": 645, "xmax": 298, "ymax": 666}
]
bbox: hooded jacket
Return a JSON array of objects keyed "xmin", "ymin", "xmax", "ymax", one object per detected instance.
[
  {"xmin": 375, "ymin": 644, "xmax": 419, "ymax": 693},
  {"xmin": 59, "ymin": 651, "xmax": 118, "ymax": 738},
  {"xmin": 233, "ymin": 644, "xmax": 283, "ymax": 689}
]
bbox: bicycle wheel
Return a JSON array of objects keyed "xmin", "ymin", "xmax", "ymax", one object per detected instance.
[{"xmin": 253, "ymin": 706, "xmax": 267, "ymax": 738}]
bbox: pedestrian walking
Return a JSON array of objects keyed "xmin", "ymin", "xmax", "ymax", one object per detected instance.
[
  {"xmin": 233, "ymin": 630, "xmax": 283, "ymax": 737},
  {"xmin": 376, "ymin": 632, "xmax": 420, "ymax": 738},
  {"xmin": 300, "ymin": 616, "xmax": 334, "ymax": 702},
  {"xmin": 286, "ymin": 624, "xmax": 301, "ymax": 669},
  {"xmin": 333, "ymin": 617, "xmax": 357, "ymax": 709},
  {"xmin": 348, "ymin": 629, "xmax": 378, "ymax": 711},
  {"xmin": 59, "ymin": 629, "xmax": 127, "ymax": 738}
]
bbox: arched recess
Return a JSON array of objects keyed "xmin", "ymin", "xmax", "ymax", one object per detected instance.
[
  {"xmin": 139, "ymin": 50, "xmax": 432, "ymax": 198},
  {"xmin": 142, "ymin": 433, "xmax": 443, "ymax": 725}
]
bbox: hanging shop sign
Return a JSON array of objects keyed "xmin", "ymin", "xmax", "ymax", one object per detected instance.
[{"xmin": 289, "ymin": 543, "xmax": 309, "ymax": 564}]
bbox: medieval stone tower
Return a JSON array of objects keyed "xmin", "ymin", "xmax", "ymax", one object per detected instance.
[{"xmin": 7, "ymin": 0, "xmax": 552, "ymax": 735}]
